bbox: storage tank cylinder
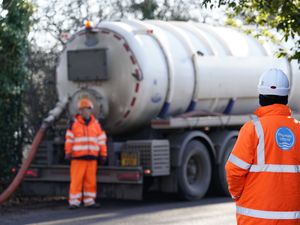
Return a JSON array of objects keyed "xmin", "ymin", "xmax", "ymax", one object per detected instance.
[{"xmin": 56, "ymin": 20, "xmax": 300, "ymax": 134}]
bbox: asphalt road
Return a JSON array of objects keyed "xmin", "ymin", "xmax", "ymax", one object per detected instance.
[{"xmin": 0, "ymin": 195, "xmax": 236, "ymax": 225}]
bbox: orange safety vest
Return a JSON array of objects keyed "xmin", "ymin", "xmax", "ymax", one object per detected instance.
[
  {"xmin": 226, "ymin": 104, "xmax": 300, "ymax": 224},
  {"xmin": 65, "ymin": 114, "xmax": 107, "ymax": 158}
]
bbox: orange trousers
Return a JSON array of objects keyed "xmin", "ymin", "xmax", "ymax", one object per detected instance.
[{"xmin": 69, "ymin": 160, "xmax": 98, "ymax": 206}]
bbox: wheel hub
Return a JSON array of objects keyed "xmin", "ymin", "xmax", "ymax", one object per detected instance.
[{"xmin": 187, "ymin": 157, "xmax": 199, "ymax": 184}]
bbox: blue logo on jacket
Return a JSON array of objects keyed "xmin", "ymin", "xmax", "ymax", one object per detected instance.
[{"xmin": 275, "ymin": 127, "xmax": 295, "ymax": 150}]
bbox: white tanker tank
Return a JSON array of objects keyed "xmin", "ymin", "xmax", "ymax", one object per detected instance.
[{"xmin": 56, "ymin": 19, "xmax": 300, "ymax": 134}]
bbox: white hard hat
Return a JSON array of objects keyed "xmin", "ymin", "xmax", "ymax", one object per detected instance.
[{"xmin": 257, "ymin": 68, "xmax": 290, "ymax": 96}]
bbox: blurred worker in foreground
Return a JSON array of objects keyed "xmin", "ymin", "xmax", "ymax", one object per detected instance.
[
  {"xmin": 226, "ymin": 68, "xmax": 300, "ymax": 224},
  {"xmin": 65, "ymin": 98, "xmax": 107, "ymax": 209}
]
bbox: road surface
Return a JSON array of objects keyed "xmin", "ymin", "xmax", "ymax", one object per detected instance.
[{"xmin": 1, "ymin": 195, "xmax": 236, "ymax": 225}]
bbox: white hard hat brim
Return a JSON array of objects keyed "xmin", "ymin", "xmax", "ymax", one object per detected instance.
[{"xmin": 258, "ymin": 86, "xmax": 289, "ymax": 96}]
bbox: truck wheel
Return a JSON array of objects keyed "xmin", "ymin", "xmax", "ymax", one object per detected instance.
[
  {"xmin": 177, "ymin": 140, "xmax": 211, "ymax": 200},
  {"xmin": 218, "ymin": 138, "xmax": 236, "ymax": 195}
]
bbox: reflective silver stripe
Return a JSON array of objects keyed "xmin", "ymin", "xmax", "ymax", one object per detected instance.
[
  {"xmin": 69, "ymin": 193, "xmax": 82, "ymax": 199},
  {"xmin": 83, "ymin": 192, "xmax": 96, "ymax": 197},
  {"xmin": 83, "ymin": 198, "xmax": 95, "ymax": 204},
  {"xmin": 74, "ymin": 137, "xmax": 99, "ymax": 143},
  {"xmin": 72, "ymin": 145, "xmax": 99, "ymax": 151},
  {"xmin": 98, "ymin": 141, "xmax": 106, "ymax": 145},
  {"xmin": 228, "ymin": 154, "xmax": 251, "ymax": 170},
  {"xmin": 66, "ymin": 139, "xmax": 74, "ymax": 143},
  {"xmin": 66, "ymin": 131, "xmax": 74, "ymax": 138},
  {"xmin": 237, "ymin": 206, "xmax": 300, "ymax": 219},
  {"xmin": 250, "ymin": 164, "xmax": 300, "ymax": 173},
  {"xmin": 69, "ymin": 199, "xmax": 81, "ymax": 206},
  {"xmin": 252, "ymin": 116, "xmax": 265, "ymax": 164},
  {"xmin": 98, "ymin": 134, "xmax": 107, "ymax": 140}
]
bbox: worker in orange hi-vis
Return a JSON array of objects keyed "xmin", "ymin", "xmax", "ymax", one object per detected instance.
[
  {"xmin": 65, "ymin": 98, "xmax": 107, "ymax": 209},
  {"xmin": 225, "ymin": 68, "xmax": 300, "ymax": 224}
]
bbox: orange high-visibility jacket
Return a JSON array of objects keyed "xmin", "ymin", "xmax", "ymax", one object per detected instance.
[
  {"xmin": 65, "ymin": 114, "xmax": 107, "ymax": 158},
  {"xmin": 226, "ymin": 104, "xmax": 300, "ymax": 224}
]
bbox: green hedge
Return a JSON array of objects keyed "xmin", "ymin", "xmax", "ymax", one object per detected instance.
[{"xmin": 0, "ymin": 0, "xmax": 34, "ymax": 192}]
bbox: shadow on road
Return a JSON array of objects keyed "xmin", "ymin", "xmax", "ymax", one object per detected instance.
[{"xmin": 1, "ymin": 193, "xmax": 233, "ymax": 225}]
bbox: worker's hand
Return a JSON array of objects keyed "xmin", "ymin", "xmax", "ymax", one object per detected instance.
[
  {"xmin": 99, "ymin": 156, "xmax": 107, "ymax": 166},
  {"xmin": 65, "ymin": 153, "xmax": 72, "ymax": 161}
]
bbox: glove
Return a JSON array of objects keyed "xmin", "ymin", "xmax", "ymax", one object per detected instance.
[
  {"xmin": 99, "ymin": 156, "xmax": 107, "ymax": 166},
  {"xmin": 65, "ymin": 153, "xmax": 72, "ymax": 161}
]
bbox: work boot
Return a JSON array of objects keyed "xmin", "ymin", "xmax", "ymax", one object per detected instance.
[
  {"xmin": 69, "ymin": 204, "xmax": 80, "ymax": 210},
  {"xmin": 85, "ymin": 203, "xmax": 101, "ymax": 209}
]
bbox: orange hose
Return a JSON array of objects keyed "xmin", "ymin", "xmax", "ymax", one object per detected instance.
[
  {"xmin": 0, "ymin": 97, "xmax": 68, "ymax": 204},
  {"xmin": 0, "ymin": 125, "xmax": 48, "ymax": 204}
]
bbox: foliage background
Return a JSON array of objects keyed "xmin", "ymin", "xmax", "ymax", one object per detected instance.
[
  {"xmin": 0, "ymin": 0, "xmax": 34, "ymax": 191},
  {"xmin": 204, "ymin": 0, "xmax": 300, "ymax": 61}
]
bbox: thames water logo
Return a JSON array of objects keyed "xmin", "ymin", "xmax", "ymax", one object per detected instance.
[{"xmin": 275, "ymin": 127, "xmax": 295, "ymax": 150}]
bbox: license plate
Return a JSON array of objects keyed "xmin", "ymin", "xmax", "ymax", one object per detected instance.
[{"xmin": 121, "ymin": 152, "xmax": 138, "ymax": 167}]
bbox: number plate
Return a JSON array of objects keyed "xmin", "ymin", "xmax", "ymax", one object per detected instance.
[{"xmin": 121, "ymin": 152, "xmax": 139, "ymax": 167}]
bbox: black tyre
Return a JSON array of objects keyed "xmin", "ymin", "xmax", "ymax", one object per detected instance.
[
  {"xmin": 177, "ymin": 140, "xmax": 212, "ymax": 200},
  {"xmin": 217, "ymin": 138, "xmax": 236, "ymax": 195}
]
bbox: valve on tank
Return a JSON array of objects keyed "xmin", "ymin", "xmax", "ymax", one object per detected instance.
[{"xmin": 69, "ymin": 89, "xmax": 109, "ymax": 122}]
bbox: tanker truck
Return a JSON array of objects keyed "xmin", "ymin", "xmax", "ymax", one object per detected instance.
[{"xmin": 21, "ymin": 19, "xmax": 300, "ymax": 201}]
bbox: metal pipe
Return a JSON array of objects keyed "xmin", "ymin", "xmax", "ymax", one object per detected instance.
[{"xmin": 0, "ymin": 97, "xmax": 69, "ymax": 204}]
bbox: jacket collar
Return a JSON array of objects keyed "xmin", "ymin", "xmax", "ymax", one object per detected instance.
[
  {"xmin": 75, "ymin": 114, "xmax": 95, "ymax": 125},
  {"xmin": 254, "ymin": 104, "xmax": 291, "ymax": 117}
]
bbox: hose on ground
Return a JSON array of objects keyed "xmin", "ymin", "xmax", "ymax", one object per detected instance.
[{"xmin": 0, "ymin": 97, "xmax": 69, "ymax": 204}]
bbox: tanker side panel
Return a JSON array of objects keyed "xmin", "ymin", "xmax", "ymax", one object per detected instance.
[{"xmin": 195, "ymin": 56, "xmax": 290, "ymax": 114}]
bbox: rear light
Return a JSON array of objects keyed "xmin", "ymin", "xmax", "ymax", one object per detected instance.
[
  {"xmin": 11, "ymin": 167, "xmax": 39, "ymax": 177},
  {"xmin": 144, "ymin": 169, "xmax": 151, "ymax": 175},
  {"xmin": 117, "ymin": 172, "xmax": 141, "ymax": 181},
  {"xmin": 25, "ymin": 169, "xmax": 39, "ymax": 177}
]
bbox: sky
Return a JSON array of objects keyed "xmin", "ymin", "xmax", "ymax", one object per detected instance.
[{"xmin": 29, "ymin": 0, "xmax": 227, "ymax": 51}]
